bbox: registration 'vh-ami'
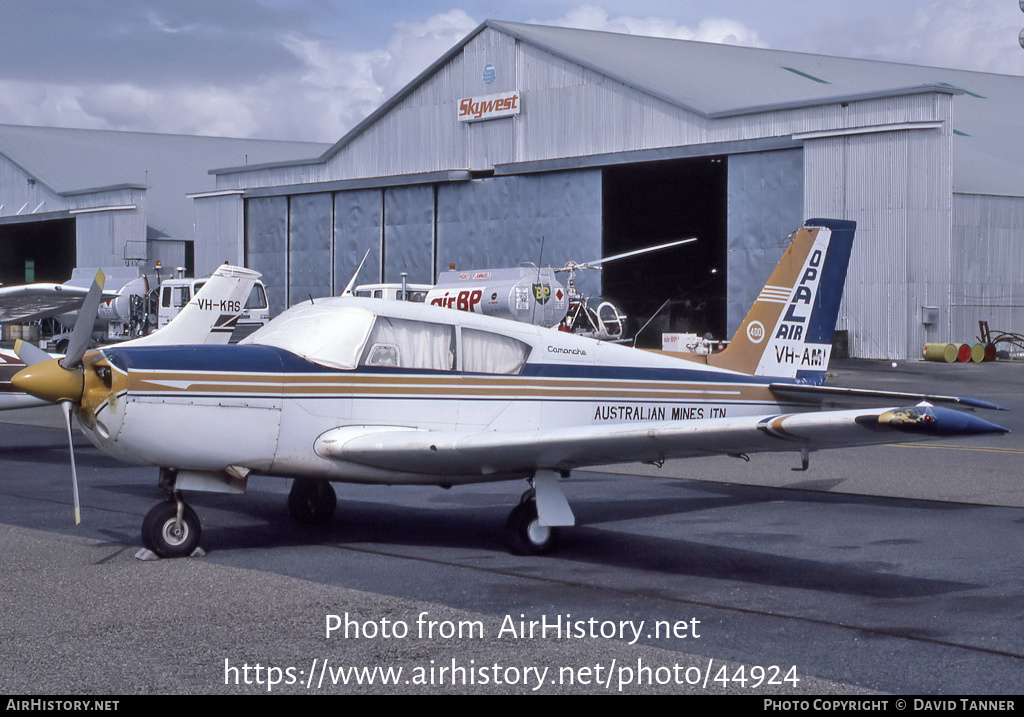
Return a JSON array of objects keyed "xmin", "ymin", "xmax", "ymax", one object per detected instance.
[{"xmin": 11, "ymin": 219, "xmax": 1007, "ymax": 557}]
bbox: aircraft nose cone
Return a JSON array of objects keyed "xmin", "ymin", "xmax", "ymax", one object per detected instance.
[{"xmin": 12, "ymin": 358, "xmax": 84, "ymax": 405}]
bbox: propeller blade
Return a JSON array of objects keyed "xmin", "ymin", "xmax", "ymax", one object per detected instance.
[
  {"xmin": 14, "ymin": 338, "xmax": 53, "ymax": 367},
  {"xmin": 60, "ymin": 401, "xmax": 81, "ymax": 525},
  {"xmin": 61, "ymin": 269, "xmax": 105, "ymax": 369}
]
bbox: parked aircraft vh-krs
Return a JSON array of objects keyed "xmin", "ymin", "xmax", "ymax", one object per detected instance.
[
  {"xmin": 2, "ymin": 264, "xmax": 261, "ymax": 411},
  {"xmin": 1, "ymin": 265, "xmax": 262, "ymax": 411},
  {"xmin": 12, "ymin": 219, "xmax": 1007, "ymax": 556}
]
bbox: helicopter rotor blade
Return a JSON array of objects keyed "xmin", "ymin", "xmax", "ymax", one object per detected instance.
[
  {"xmin": 553, "ymin": 237, "xmax": 696, "ymax": 272},
  {"xmin": 585, "ymin": 237, "xmax": 698, "ymax": 269}
]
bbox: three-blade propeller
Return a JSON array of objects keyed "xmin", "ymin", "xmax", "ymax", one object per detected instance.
[{"xmin": 13, "ymin": 269, "xmax": 106, "ymax": 524}]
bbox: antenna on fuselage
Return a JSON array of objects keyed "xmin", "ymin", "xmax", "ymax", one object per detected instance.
[{"xmin": 340, "ymin": 249, "xmax": 371, "ymax": 297}]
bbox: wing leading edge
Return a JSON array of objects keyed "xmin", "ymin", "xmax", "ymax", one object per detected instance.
[{"xmin": 314, "ymin": 405, "xmax": 1008, "ymax": 478}]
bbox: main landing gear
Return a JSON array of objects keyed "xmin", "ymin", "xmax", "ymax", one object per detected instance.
[
  {"xmin": 504, "ymin": 471, "xmax": 576, "ymax": 556},
  {"xmin": 505, "ymin": 491, "xmax": 557, "ymax": 555},
  {"xmin": 287, "ymin": 478, "xmax": 337, "ymax": 525},
  {"xmin": 137, "ymin": 472, "xmax": 571, "ymax": 558}
]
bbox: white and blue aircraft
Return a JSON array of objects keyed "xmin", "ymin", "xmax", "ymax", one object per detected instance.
[{"xmin": 12, "ymin": 219, "xmax": 1007, "ymax": 556}]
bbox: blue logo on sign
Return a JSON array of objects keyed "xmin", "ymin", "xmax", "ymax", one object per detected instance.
[{"xmin": 483, "ymin": 64, "xmax": 495, "ymax": 84}]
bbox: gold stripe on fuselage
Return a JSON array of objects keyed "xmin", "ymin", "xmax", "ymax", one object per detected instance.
[{"xmin": 125, "ymin": 369, "xmax": 779, "ymax": 404}]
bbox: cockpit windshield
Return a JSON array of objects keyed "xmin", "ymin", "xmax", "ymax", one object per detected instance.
[{"xmin": 241, "ymin": 305, "xmax": 375, "ymax": 369}]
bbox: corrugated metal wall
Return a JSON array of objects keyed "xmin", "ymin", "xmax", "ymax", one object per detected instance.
[
  {"xmin": 193, "ymin": 194, "xmax": 244, "ymax": 273},
  {"xmin": 147, "ymin": 239, "xmax": 187, "ymax": 270},
  {"xmin": 334, "ymin": 189, "xmax": 382, "ymax": 290},
  {"xmin": 804, "ymin": 119, "xmax": 953, "ymax": 359},
  {"xmin": 951, "ymin": 193, "xmax": 1024, "ymax": 343},
  {"xmin": 288, "ymin": 193, "xmax": 333, "ymax": 306},
  {"xmin": 726, "ymin": 149, "xmax": 804, "ymax": 335},
  {"xmin": 384, "ymin": 185, "xmax": 435, "ymax": 284},
  {"xmin": 245, "ymin": 196, "xmax": 288, "ymax": 316}
]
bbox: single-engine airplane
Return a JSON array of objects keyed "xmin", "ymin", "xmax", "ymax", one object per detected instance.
[
  {"xmin": 12, "ymin": 219, "xmax": 1007, "ymax": 556},
  {"xmin": 1, "ymin": 264, "xmax": 262, "ymax": 410}
]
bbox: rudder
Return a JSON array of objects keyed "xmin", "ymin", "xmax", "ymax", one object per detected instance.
[{"xmin": 708, "ymin": 219, "xmax": 855, "ymax": 382}]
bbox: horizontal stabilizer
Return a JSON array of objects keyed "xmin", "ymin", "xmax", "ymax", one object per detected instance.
[{"xmin": 770, "ymin": 383, "xmax": 1007, "ymax": 411}]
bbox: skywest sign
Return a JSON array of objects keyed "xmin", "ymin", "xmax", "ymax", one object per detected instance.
[{"xmin": 457, "ymin": 91, "xmax": 521, "ymax": 122}]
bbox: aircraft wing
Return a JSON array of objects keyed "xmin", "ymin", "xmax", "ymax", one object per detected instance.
[
  {"xmin": 0, "ymin": 284, "xmax": 94, "ymax": 323},
  {"xmin": 315, "ymin": 405, "xmax": 1007, "ymax": 477}
]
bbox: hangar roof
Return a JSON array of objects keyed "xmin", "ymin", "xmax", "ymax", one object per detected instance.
[
  {"xmin": 301, "ymin": 20, "xmax": 1023, "ymax": 198},
  {"xmin": 0, "ymin": 124, "xmax": 329, "ymax": 239},
  {"xmin": 486, "ymin": 21, "xmax": 1024, "ymax": 197}
]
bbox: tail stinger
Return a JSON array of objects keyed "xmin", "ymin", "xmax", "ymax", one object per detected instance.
[{"xmin": 708, "ymin": 218, "xmax": 856, "ymax": 382}]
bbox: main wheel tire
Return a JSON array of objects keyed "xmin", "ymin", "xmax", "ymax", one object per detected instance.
[
  {"xmin": 505, "ymin": 500, "xmax": 557, "ymax": 555},
  {"xmin": 288, "ymin": 479, "xmax": 337, "ymax": 525},
  {"xmin": 141, "ymin": 501, "xmax": 201, "ymax": 558}
]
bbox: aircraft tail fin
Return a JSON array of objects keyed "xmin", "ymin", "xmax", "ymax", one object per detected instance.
[
  {"xmin": 707, "ymin": 219, "xmax": 855, "ymax": 383},
  {"xmin": 121, "ymin": 265, "xmax": 262, "ymax": 348}
]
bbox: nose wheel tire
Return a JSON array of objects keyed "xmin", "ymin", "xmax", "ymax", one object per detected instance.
[
  {"xmin": 505, "ymin": 500, "xmax": 558, "ymax": 555},
  {"xmin": 142, "ymin": 501, "xmax": 201, "ymax": 558},
  {"xmin": 288, "ymin": 479, "xmax": 337, "ymax": 525}
]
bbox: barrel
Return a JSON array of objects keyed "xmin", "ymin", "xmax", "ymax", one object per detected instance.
[
  {"xmin": 922, "ymin": 342, "xmax": 958, "ymax": 362},
  {"xmin": 970, "ymin": 343, "xmax": 987, "ymax": 363}
]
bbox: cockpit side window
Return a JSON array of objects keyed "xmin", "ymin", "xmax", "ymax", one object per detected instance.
[
  {"xmin": 461, "ymin": 328, "xmax": 531, "ymax": 375},
  {"xmin": 361, "ymin": 317, "xmax": 455, "ymax": 370},
  {"xmin": 242, "ymin": 305, "xmax": 375, "ymax": 369}
]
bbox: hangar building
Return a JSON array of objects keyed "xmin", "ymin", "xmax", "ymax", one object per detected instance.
[
  {"xmin": 0, "ymin": 124, "xmax": 327, "ymax": 283},
  {"xmin": 193, "ymin": 20, "xmax": 1024, "ymax": 359}
]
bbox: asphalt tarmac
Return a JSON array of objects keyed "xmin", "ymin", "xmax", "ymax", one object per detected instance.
[{"xmin": 1, "ymin": 358, "xmax": 1022, "ymax": 695}]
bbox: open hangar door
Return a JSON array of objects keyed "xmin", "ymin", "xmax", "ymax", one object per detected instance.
[
  {"xmin": 602, "ymin": 157, "xmax": 727, "ymax": 347},
  {"xmin": 0, "ymin": 217, "xmax": 76, "ymax": 285}
]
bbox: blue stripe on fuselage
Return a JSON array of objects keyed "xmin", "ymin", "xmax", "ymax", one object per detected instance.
[{"xmin": 101, "ymin": 343, "xmax": 796, "ymax": 386}]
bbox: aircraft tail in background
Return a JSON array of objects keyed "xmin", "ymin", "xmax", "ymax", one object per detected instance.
[{"xmin": 122, "ymin": 265, "xmax": 262, "ymax": 348}]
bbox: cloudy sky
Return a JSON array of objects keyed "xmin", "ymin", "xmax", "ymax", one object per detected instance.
[{"xmin": 1, "ymin": 0, "xmax": 1022, "ymax": 143}]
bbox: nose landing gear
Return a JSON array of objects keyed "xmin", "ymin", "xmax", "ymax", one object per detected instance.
[{"xmin": 141, "ymin": 498, "xmax": 201, "ymax": 558}]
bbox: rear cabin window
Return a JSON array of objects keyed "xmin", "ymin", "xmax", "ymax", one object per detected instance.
[{"xmin": 461, "ymin": 328, "xmax": 530, "ymax": 375}]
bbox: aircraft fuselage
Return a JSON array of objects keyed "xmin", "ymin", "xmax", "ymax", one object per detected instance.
[{"xmin": 75, "ymin": 302, "xmax": 793, "ymax": 486}]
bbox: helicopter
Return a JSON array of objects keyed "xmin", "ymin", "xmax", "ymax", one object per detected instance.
[{"xmin": 404, "ymin": 237, "xmax": 697, "ymax": 341}]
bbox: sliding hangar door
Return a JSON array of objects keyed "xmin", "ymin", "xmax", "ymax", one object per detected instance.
[{"xmin": 243, "ymin": 149, "xmax": 801, "ymax": 345}]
